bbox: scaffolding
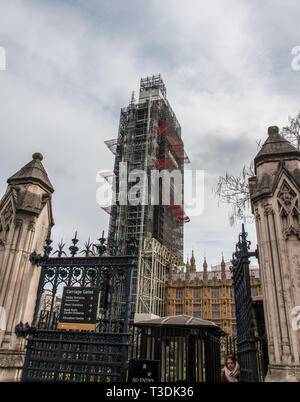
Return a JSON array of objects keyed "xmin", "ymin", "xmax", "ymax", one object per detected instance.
[
  {"xmin": 152, "ymin": 157, "xmax": 176, "ymax": 170},
  {"xmin": 168, "ymin": 200, "xmax": 190, "ymax": 223},
  {"xmin": 140, "ymin": 74, "xmax": 167, "ymax": 99},
  {"xmin": 155, "ymin": 122, "xmax": 190, "ymax": 164},
  {"xmin": 136, "ymin": 237, "xmax": 184, "ymax": 316},
  {"xmin": 105, "ymin": 74, "xmax": 190, "ymax": 315}
]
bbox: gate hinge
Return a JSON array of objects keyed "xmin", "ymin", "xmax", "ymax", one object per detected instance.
[
  {"xmin": 29, "ymin": 252, "xmax": 47, "ymax": 266},
  {"xmin": 15, "ymin": 322, "xmax": 37, "ymax": 338}
]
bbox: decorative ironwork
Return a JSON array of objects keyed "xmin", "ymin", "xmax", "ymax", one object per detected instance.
[
  {"xmin": 80, "ymin": 238, "xmax": 94, "ymax": 257},
  {"xmin": 231, "ymin": 224, "xmax": 262, "ymax": 382},
  {"xmin": 22, "ymin": 330, "xmax": 130, "ymax": 382},
  {"xmin": 131, "ymin": 320, "xmax": 223, "ymax": 382},
  {"xmin": 44, "ymin": 231, "xmax": 53, "ymax": 257},
  {"xmin": 69, "ymin": 231, "xmax": 79, "ymax": 257},
  {"xmin": 15, "ymin": 322, "xmax": 36, "ymax": 338},
  {"xmin": 29, "ymin": 251, "xmax": 42, "ymax": 266},
  {"xmin": 17, "ymin": 230, "xmax": 134, "ymax": 382},
  {"xmin": 93, "ymin": 231, "xmax": 107, "ymax": 256},
  {"xmin": 53, "ymin": 240, "xmax": 67, "ymax": 257}
]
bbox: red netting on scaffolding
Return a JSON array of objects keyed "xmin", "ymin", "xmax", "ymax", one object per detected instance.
[
  {"xmin": 104, "ymin": 138, "xmax": 123, "ymax": 155},
  {"xmin": 168, "ymin": 200, "xmax": 190, "ymax": 223},
  {"xmin": 152, "ymin": 158, "xmax": 176, "ymax": 170},
  {"xmin": 155, "ymin": 122, "xmax": 190, "ymax": 164}
]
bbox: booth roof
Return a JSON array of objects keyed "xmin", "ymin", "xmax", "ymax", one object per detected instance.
[{"xmin": 134, "ymin": 314, "xmax": 224, "ymax": 332}]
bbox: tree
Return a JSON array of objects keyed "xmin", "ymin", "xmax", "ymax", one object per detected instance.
[
  {"xmin": 215, "ymin": 111, "xmax": 300, "ymax": 225},
  {"xmin": 282, "ymin": 111, "xmax": 300, "ymax": 149},
  {"xmin": 215, "ymin": 162, "xmax": 255, "ymax": 226}
]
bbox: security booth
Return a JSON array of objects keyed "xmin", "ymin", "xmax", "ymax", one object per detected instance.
[{"xmin": 130, "ymin": 314, "xmax": 225, "ymax": 382}]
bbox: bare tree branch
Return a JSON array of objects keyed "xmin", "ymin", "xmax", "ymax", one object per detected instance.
[
  {"xmin": 215, "ymin": 162, "xmax": 254, "ymax": 226},
  {"xmin": 215, "ymin": 111, "xmax": 300, "ymax": 226},
  {"xmin": 281, "ymin": 111, "xmax": 300, "ymax": 149}
]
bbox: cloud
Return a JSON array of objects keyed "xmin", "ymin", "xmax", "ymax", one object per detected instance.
[{"xmin": 0, "ymin": 0, "xmax": 299, "ymax": 266}]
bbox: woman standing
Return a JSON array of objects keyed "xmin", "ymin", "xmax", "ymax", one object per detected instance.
[{"xmin": 221, "ymin": 355, "xmax": 241, "ymax": 382}]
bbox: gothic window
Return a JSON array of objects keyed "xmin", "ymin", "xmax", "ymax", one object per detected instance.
[
  {"xmin": 211, "ymin": 289, "xmax": 219, "ymax": 299},
  {"xmin": 277, "ymin": 181, "xmax": 300, "ymax": 236},
  {"xmin": 231, "ymin": 304, "xmax": 236, "ymax": 318},
  {"xmin": 193, "ymin": 304, "xmax": 201, "ymax": 318},
  {"xmin": 193, "ymin": 288, "xmax": 201, "ymax": 299},
  {"xmin": 176, "ymin": 289, "xmax": 183, "ymax": 299},
  {"xmin": 175, "ymin": 304, "xmax": 183, "ymax": 315},
  {"xmin": 212, "ymin": 304, "xmax": 220, "ymax": 319},
  {"xmin": 0, "ymin": 201, "xmax": 13, "ymax": 245}
]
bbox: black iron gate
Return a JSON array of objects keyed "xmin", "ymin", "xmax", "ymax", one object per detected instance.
[
  {"xmin": 15, "ymin": 232, "xmax": 136, "ymax": 382},
  {"xmin": 231, "ymin": 224, "xmax": 261, "ymax": 382}
]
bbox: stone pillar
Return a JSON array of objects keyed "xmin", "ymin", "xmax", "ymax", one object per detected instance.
[
  {"xmin": 0, "ymin": 153, "xmax": 54, "ymax": 381},
  {"xmin": 249, "ymin": 126, "xmax": 300, "ymax": 382}
]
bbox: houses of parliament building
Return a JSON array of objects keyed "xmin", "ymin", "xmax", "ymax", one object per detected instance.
[{"xmin": 165, "ymin": 252, "xmax": 262, "ymax": 336}]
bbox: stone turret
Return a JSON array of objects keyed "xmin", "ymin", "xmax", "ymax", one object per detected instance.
[
  {"xmin": 185, "ymin": 257, "xmax": 190, "ymax": 281},
  {"xmin": 203, "ymin": 257, "xmax": 208, "ymax": 283},
  {"xmin": 249, "ymin": 126, "xmax": 300, "ymax": 382},
  {"xmin": 0, "ymin": 153, "xmax": 54, "ymax": 381},
  {"xmin": 221, "ymin": 254, "xmax": 226, "ymax": 282},
  {"xmin": 190, "ymin": 250, "xmax": 196, "ymax": 272}
]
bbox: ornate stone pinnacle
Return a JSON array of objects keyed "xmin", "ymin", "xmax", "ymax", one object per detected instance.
[
  {"xmin": 32, "ymin": 152, "xmax": 43, "ymax": 161},
  {"xmin": 268, "ymin": 126, "xmax": 279, "ymax": 136}
]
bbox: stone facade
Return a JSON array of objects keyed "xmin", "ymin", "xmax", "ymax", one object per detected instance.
[
  {"xmin": 0, "ymin": 153, "xmax": 54, "ymax": 381},
  {"xmin": 165, "ymin": 252, "xmax": 261, "ymax": 337},
  {"xmin": 249, "ymin": 126, "xmax": 300, "ymax": 382}
]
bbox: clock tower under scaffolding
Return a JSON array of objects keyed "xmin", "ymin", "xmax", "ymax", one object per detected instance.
[{"xmin": 103, "ymin": 74, "xmax": 190, "ymax": 317}]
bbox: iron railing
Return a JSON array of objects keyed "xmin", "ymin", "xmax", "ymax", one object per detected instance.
[{"xmin": 16, "ymin": 232, "xmax": 136, "ymax": 382}]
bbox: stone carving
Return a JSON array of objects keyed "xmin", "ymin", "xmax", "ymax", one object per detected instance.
[
  {"xmin": 0, "ymin": 201, "xmax": 14, "ymax": 245},
  {"xmin": 0, "ymin": 353, "xmax": 24, "ymax": 368},
  {"xmin": 291, "ymin": 306, "xmax": 300, "ymax": 331},
  {"xmin": 0, "ymin": 153, "xmax": 54, "ymax": 382},
  {"xmin": 292, "ymin": 255, "xmax": 300, "ymax": 288},
  {"xmin": 264, "ymin": 204, "xmax": 274, "ymax": 216},
  {"xmin": 277, "ymin": 181, "xmax": 300, "ymax": 239},
  {"xmin": 250, "ymin": 126, "xmax": 300, "ymax": 381}
]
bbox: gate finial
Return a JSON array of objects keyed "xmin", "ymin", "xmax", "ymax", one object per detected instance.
[
  {"xmin": 44, "ymin": 231, "xmax": 53, "ymax": 257},
  {"xmin": 94, "ymin": 230, "xmax": 107, "ymax": 256},
  {"xmin": 69, "ymin": 231, "xmax": 79, "ymax": 257},
  {"xmin": 54, "ymin": 239, "xmax": 67, "ymax": 257},
  {"xmin": 81, "ymin": 238, "xmax": 95, "ymax": 257}
]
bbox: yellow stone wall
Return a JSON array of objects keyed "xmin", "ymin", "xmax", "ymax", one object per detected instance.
[{"xmin": 165, "ymin": 258, "xmax": 261, "ymax": 337}]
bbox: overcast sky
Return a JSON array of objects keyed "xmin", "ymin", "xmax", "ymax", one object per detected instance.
[{"xmin": 0, "ymin": 0, "xmax": 299, "ymax": 268}]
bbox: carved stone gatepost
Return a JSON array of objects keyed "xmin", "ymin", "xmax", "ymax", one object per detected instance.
[
  {"xmin": 0, "ymin": 153, "xmax": 54, "ymax": 381},
  {"xmin": 249, "ymin": 126, "xmax": 300, "ymax": 382}
]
